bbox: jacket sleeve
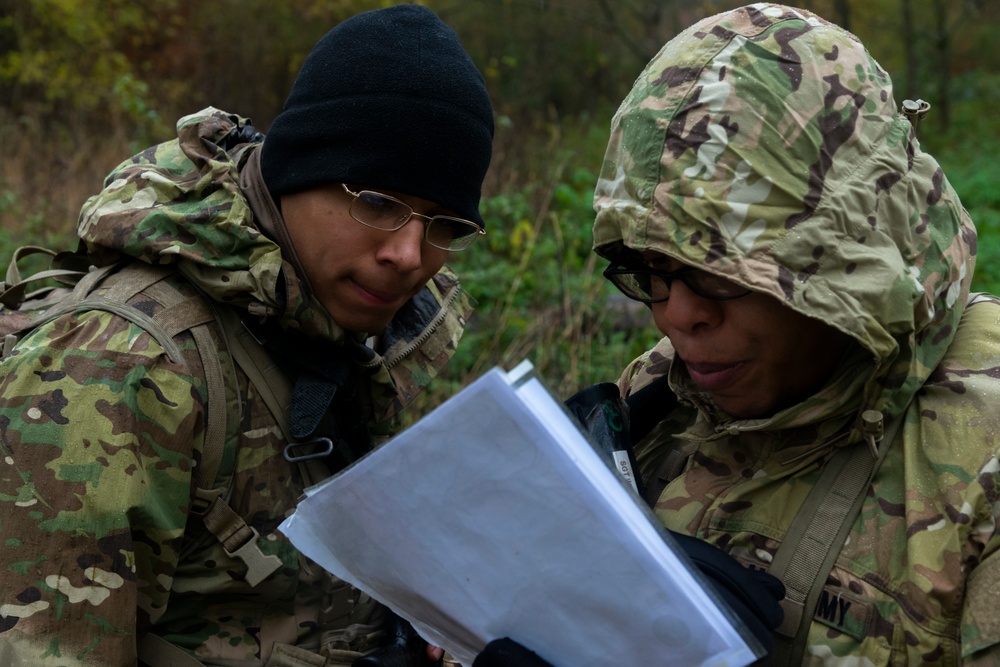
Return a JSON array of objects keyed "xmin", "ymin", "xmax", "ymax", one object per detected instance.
[
  {"xmin": 961, "ymin": 465, "xmax": 1000, "ymax": 665},
  {"xmin": 959, "ymin": 298, "xmax": 1000, "ymax": 665},
  {"xmin": 0, "ymin": 311, "xmax": 206, "ymax": 665}
]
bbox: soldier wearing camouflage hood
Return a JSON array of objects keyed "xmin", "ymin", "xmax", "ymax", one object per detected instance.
[
  {"xmin": 590, "ymin": 3, "xmax": 1000, "ymax": 665},
  {"xmin": 0, "ymin": 5, "xmax": 492, "ymax": 666}
]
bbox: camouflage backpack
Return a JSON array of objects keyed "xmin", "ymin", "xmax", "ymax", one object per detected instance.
[{"xmin": 0, "ymin": 244, "xmax": 283, "ymax": 587}]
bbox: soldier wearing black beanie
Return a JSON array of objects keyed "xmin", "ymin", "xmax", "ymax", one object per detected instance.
[{"xmin": 261, "ymin": 3, "xmax": 495, "ymax": 227}]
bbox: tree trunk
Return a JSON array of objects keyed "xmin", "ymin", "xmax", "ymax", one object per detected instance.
[
  {"xmin": 932, "ymin": 0, "xmax": 951, "ymax": 129},
  {"xmin": 834, "ymin": 0, "xmax": 851, "ymax": 32},
  {"xmin": 900, "ymin": 0, "xmax": 918, "ymax": 102}
]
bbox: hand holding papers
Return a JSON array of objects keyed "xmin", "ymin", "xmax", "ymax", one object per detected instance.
[{"xmin": 279, "ymin": 364, "xmax": 759, "ymax": 667}]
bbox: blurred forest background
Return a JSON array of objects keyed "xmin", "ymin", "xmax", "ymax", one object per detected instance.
[{"xmin": 2, "ymin": 0, "xmax": 999, "ymax": 410}]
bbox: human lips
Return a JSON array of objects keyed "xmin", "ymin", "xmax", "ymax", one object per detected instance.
[
  {"xmin": 683, "ymin": 359, "xmax": 747, "ymax": 391},
  {"xmin": 351, "ymin": 278, "xmax": 409, "ymax": 306}
]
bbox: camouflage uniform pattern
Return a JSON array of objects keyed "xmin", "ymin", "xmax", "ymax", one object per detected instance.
[
  {"xmin": 0, "ymin": 108, "xmax": 473, "ymax": 665},
  {"xmin": 593, "ymin": 4, "xmax": 1000, "ymax": 665}
]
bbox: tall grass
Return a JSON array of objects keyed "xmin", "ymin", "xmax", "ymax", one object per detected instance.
[{"xmin": 0, "ymin": 113, "xmax": 145, "ymax": 260}]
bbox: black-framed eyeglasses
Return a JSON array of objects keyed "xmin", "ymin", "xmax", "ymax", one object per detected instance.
[
  {"xmin": 341, "ymin": 184, "xmax": 485, "ymax": 251},
  {"xmin": 603, "ymin": 264, "xmax": 752, "ymax": 303}
]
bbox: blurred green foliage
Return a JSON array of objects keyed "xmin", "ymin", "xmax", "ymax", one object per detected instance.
[
  {"xmin": 2, "ymin": 0, "xmax": 999, "ymax": 406},
  {"xmin": 925, "ymin": 70, "xmax": 1000, "ymax": 296}
]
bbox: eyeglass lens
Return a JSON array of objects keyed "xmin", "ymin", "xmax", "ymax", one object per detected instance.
[
  {"xmin": 354, "ymin": 191, "xmax": 411, "ymax": 228},
  {"xmin": 351, "ymin": 190, "xmax": 480, "ymax": 250},
  {"xmin": 606, "ymin": 266, "xmax": 748, "ymax": 302}
]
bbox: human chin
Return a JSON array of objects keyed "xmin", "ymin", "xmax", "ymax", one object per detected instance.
[
  {"xmin": 713, "ymin": 379, "xmax": 796, "ymax": 419},
  {"xmin": 705, "ymin": 375, "xmax": 777, "ymax": 419},
  {"xmin": 708, "ymin": 394, "xmax": 759, "ymax": 420},
  {"xmin": 327, "ymin": 304, "xmax": 394, "ymax": 335},
  {"xmin": 315, "ymin": 284, "xmax": 397, "ymax": 334}
]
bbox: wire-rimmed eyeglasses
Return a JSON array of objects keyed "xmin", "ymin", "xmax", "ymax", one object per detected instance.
[
  {"xmin": 603, "ymin": 264, "xmax": 752, "ymax": 303},
  {"xmin": 342, "ymin": 184, "xmax": 485, "ymax": 251}
]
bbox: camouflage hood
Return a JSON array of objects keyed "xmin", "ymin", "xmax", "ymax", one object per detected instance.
[
  {"xmin": 78, "ymin": 108, "xmax": 343, "ymax": 343},
  {"xmin": 593, "ymin": 4, "xmax": 976, "ymax": 423}
]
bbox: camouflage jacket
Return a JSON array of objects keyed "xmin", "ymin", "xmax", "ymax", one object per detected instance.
[
  {"xmin": 0, "ymin": 108, "xmax": 473, "ymax": 666},
  {"xmin": 592, "ymin": 5, "xmax": 1000, "ymax": 666}
]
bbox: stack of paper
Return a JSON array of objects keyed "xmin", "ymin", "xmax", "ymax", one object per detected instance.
[{"xmin": 279, "ymin": 364, "xmax": 756, "ymax": 667}]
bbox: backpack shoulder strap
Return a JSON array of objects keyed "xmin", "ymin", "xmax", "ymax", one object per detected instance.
[
  {"xmin": 761, "ymin": 410, "xmax": 904, "ymax": 666},
  {"xmin": 216, "ymin": 305, "xmax": 293, "ymax": 442},
  {"xmin": 156, "ymin": 298, "xmax": 285, "ymax": 589},
  {"xmin": 138, "ymin": 632, "xmax": 208, "ymax": 667},
  {"xmin": 215, "ymin": 307, "xmax": 331, "ymax": 489}
]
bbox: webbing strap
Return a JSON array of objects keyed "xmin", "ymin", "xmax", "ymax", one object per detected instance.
[
  {"xmin": 69, "ymin": 263, "xmax": 121, "ymax": 297},
  {"xmin": 103, "ymin": 262, "xmax": 174, "ymax": 303},
  {"xmin": 186, "ymin": 317, "xmax": 227, "ymax": 491},
  {"xmin": 0, "ymin": 246, "xmax": 83, "ymax": 308},
  {"xmin": 137, "ymin": 632, "xmax": 207, "ymax": 667},
  {"xmin": 63, "ymin": 295, "xmax": 186, "ymax": 362},
  {"xmin": 761, "ymin": 414, "xmax": 903, "ymax": 665},
  {"xmin": 265, "ymin": 642, "xmax": 329, "ymax": 667},
  {"xmin": 148, "ymin": 288, "xmax": 215, "ymax": 338},
  {"xmin": 18, "ymin": 264, "xmax": 188, "ymax": 363},
  {"xmin": 766, "ymin": 444, "xmax": 871, "ymax": 661},
  {"xmin": 217, "ymin": 307, "xmax": 331, "ymax": 489},
  {"xmin": 218, "ymin": 307, "xmax": 293, "ymax": 442},
  {"xmin": 200, "ymin": 491, "xmax": 282, "ymax": 587},
  {"xmin": 99, "ymin": 270, "xmax": 229, "ymax": 493},
  {"xmin": 171, "ymin": 303, "xmax": 284, "ymax": 588},
  {"xmin": 0, "ymin": 267, "xmax": 86, "ymax": 308},
  {"xmin": 156, "ymin": 302, "xmax": 212, "ymax": 339},
  {"xmin": 3, "ymin": 245, "xmax": 57, "ymax": 285}
]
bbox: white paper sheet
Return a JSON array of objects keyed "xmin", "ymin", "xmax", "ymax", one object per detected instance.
[{"xmin": 279, "ymin": 366, "xmax": 755, "ymax": 667}]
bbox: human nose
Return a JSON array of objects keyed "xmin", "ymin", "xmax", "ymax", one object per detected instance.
[
  {"xmin": 376, "ymin": 214, "xmax": 427, "ymax": 272},
  {"xmin": 650, "ymin": 279, "xmax": 723, "ymax": 336}
]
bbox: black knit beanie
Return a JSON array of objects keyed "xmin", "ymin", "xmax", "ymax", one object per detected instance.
[{"xmin": 261, "ymin": 4, "xmax": 494, "ymax": 227}]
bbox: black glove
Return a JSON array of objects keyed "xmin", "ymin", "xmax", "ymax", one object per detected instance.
[
  {"xmin": 472, "ymin": 638, "xmax": 553, "ymax": 667},
  {"xmin": 352, "ymin": 611, "xmax": 440, "ymax": 667},
  {"xmin": 669, "ymin": 531, "xmax": 785, "ymax": 653}
]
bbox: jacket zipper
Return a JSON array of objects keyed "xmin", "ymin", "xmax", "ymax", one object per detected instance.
[{"xmin": 380, "ymin": 280, "xmax": 462, "ymax": 371}]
